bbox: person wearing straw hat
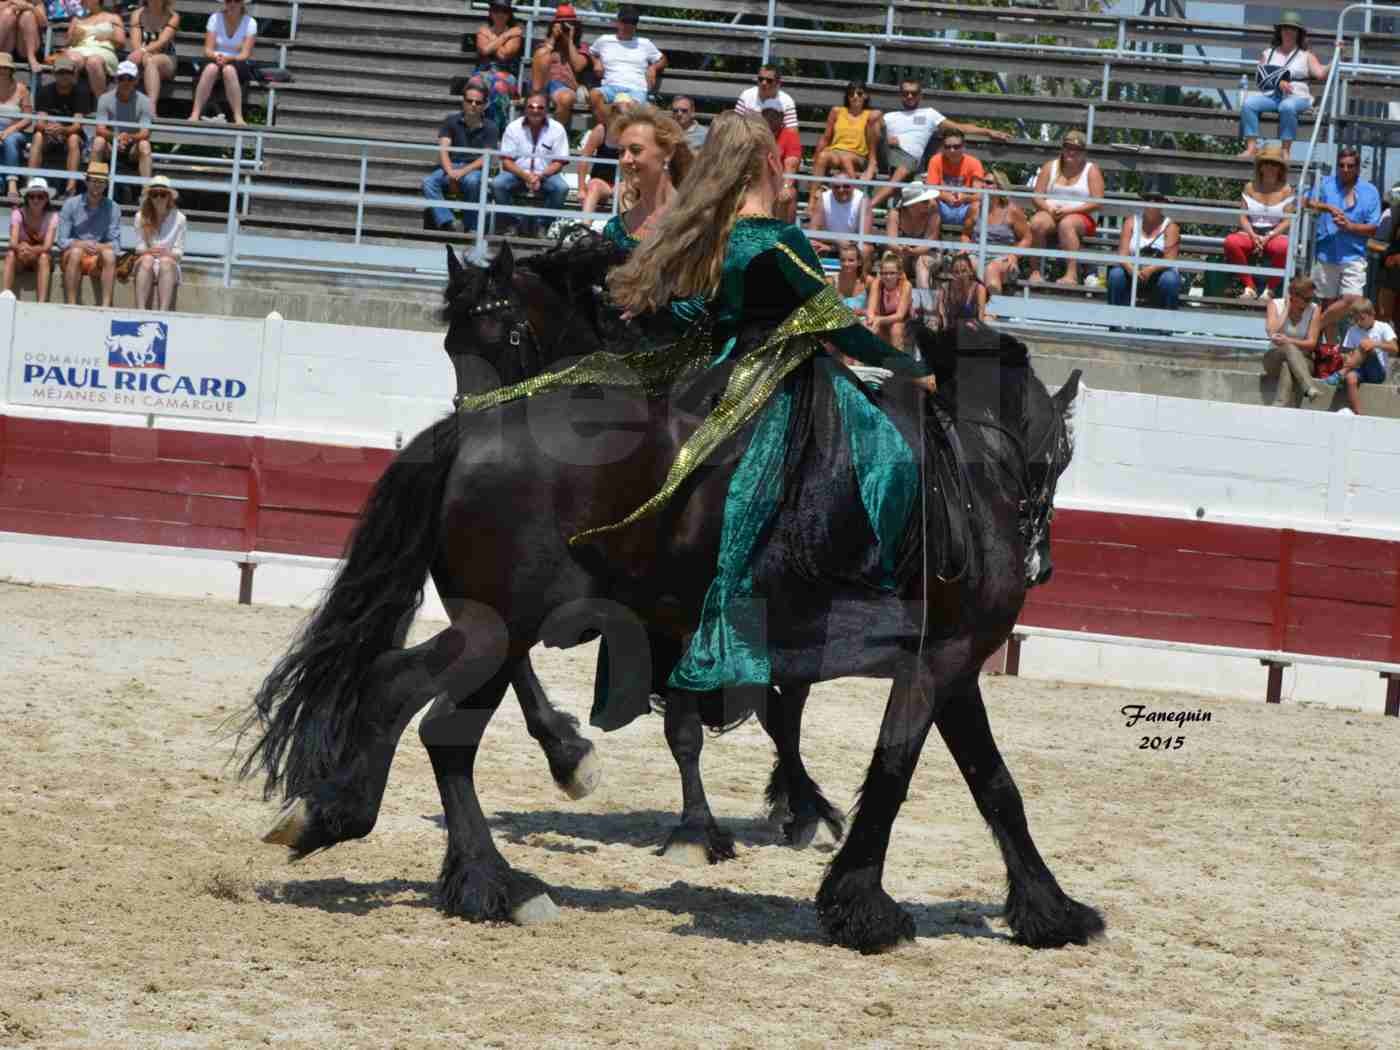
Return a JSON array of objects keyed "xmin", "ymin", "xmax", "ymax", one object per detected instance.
[
  {"xmin": 56, "ymin": 158, "xmax": 119, "ymax": 305},
  {"xmin": 1238, "ymin": 10, "xmax": 1330, "ymax": 160},
  {"xmin": 0, "ymin": 53, "xmax": 34, "ymax": 205},
  {"xmin": 2, "ymin": 177, "xmax": 57, "ymax": 300},
  {"xmin": 1223, "ymin": 143, "xmax": 1295, "ymax": 300},
  {"xmin": 886, "ymin": 179, "xmax": 939, "ymax": 295},
  {"xmin": 132, "ymin": 174, "xmax": 184, "ymax": 310}
]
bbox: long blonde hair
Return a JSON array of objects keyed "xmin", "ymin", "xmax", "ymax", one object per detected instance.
[
  {"xmin": 609, "ymin": 104, "xmax": 693, "ymax": 212},
  {"xmin": 609, "ymin": 111, "xmax": 774, "ymax": 315},
  {"xmin": 138, "ymin": 188, "xmax": 173, "ymax": 243}
]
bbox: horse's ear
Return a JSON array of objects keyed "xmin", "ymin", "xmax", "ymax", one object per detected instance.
[
  {"xmin": 1053, "ymin": 369, "xmax": 1083, "ymax": 414},
  {"xmin": 492, "ymin": 241, "xmax": 515, "ymax": 282},
  {"xmin": 446, "ymin": 245, "xmax": 464, "ymax": 283}
]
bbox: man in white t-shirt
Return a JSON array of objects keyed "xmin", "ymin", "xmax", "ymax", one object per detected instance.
[
  {"xmin": 587, "ymin": 5, "xmax": 665, "ymax": 128},
  {"xmin": 734, "ymin": 65, "xmax": 797, "ymax": 129},
  {"xmin": 871, "ymin": 77, "xmax": 1011, "ymax": 210},
  {"xmin": 1328, "ymin": 297, "xmax": 1397, "ymax": 414},
  {"xmin": 809, "ymin": 174, "xmax": 872, "ymax": 272},
  {"xmin": 491, "ymin": 93, "xmax": 570, "ymax": 237}
]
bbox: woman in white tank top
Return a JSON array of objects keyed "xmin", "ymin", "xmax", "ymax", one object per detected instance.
[
  {"xmin": 1223, "ymin": 145, "xmax": 1295, "ymax": 299},
  {"xmin": 1107, "ymin": 193, "xmax": 1181, "ymax": 309},
  {"xmin": 1028, "ymin": 130, "xmax": 1104, "ymax": 286},
  {"xmin": 1239, "ymin": 13, "xmax": 1330, "ymax": 159}
]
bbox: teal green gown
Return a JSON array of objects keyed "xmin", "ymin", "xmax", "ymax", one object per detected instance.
[{"xmin": 461, "ymin": 217, "xmax": 930, "ymax": 712}]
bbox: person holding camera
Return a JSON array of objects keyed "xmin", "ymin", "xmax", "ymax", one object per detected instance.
[
  {"xmin": 530, "ymin": 4, "xmax": 589, "ymax": 133},
  {"xmin": 1106, "ymin": 192, "xmax": 1182, "ymax": 310}
]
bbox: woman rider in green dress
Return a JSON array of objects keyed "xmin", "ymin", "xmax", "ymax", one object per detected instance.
[
  {"xmin": 462, "ymin": 111, "xmax": 936, "ymax": 698},
  {"xmin": 596, "ymin": 104, "xmax": 692, "ymax": 252}
]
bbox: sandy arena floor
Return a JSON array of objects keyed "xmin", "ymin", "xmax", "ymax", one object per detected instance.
[{"xmin": 1, "ymin": 580, "xmax": 1397, "ymax": 1049}]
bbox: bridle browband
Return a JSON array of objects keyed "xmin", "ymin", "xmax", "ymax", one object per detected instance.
[{"xmin": 450, "ymin": 285, "xmax": 543, "ymax": 410}]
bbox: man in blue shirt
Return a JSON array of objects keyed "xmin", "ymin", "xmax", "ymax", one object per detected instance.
[
  {"xmin": 1309, "ymin": 145, "xmax": 1380, "ymax": 331},
  {"xmin": 422, "ymin": 83, "xmax": 500, "ymax": 236},
  {"xmin": 57, "ymin": 161, "xmax": 121, "ymax": 306}
]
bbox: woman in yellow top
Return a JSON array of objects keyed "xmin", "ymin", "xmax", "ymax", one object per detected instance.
[{"xmin": 809, "ymin": 80, "xmax": 879, "ymax": 211}]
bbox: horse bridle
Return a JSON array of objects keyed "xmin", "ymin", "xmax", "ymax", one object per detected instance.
[{"xmin": 450, "ymin": 289, "xmax": 543, "ymax": 410}]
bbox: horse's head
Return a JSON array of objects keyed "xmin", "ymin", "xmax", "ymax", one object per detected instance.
[
  {"xmin": 138, "ymin": 322, "xmax": 163, "ymax": 340},
  {"xmin": 439, "ymin": 242, "xmax": 541, "ymax": 397},
  {"xmin": 913, "ymin": 321, "xmax": 1077, "ymax": 586}
]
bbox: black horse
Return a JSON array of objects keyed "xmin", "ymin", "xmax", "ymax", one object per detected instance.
[
  {"xmin": 438, "ymin": 239, "xmax": 843, "ymax": 851},
  {"xmin": 241, "ymin": 240, "xmax": 1099, "ymax": 954}
]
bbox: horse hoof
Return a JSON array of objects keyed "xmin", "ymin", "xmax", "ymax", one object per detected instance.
[
  {"xmin": 261, "ymin": 798, "xmax": 308, "ymax": 848},
  {"xmin": 510, "ymin": 892, "xmax": 562, "ymax": 926},
  {"xmin": 662, "ymin": 840, "xmax": 711, "ymax": 867},
  {"xmin": 562, "ymin": 746, "xmax": 602, "ymax": 801},
  {"xmin": 786, "ymin": 819, "xmax": 819, "ymax": 850}
]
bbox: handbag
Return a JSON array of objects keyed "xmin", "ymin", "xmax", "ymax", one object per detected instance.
[
  {"xmin": 114, "ymin": 250, "xmax": 139, "ymax": 283},
  {"xmin": 1256, "ymin": 48, "xmax": 1292, "ymax": 97},
  {"xmin": 1312, "ymin": 342, "xmax": 1344, "ymax": 380}
]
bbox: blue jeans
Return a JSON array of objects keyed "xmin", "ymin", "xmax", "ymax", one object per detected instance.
[
  {"xmin": 1107, "ymin": 265, "xmax": 1182, "ymax": 309},
  {"xmin": 0, "ymin": 131, "xmax": 31, "ymax": 180},
  {"xmin": 490, "ymin": 170, "xmax": 569, "ymax": 234},
  {"xmin": 1240, "ymin": 93, "xmax": 1311, "ymax": 141},
  {"xmin": 422, "ymin": 167, "xmax": 485, "ymax": 230}
]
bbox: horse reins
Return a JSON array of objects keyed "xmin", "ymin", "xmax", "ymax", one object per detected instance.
[{"xmin": 450, "ymin": 289, "xmax": 545, "ymax": 410}]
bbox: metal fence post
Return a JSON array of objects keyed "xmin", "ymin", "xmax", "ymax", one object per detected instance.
[
  {"xmin": 1127, "ymin": 204, "xmax": 1141, "ymax": 310},
  {"xmin": 1086, "ymin": 103, "xmax": 1096, "ymax": 143},
  {"xmin": 975, "ymin": 183, "xmax": 989, "ymax": 277},
  {"xmin": 223, "ymin": 130, "xmax": 243, "ymax": 288},
  {"xmin": 289, "ymin": 0, "xmax": 300, "ymax": 40},
  {"xmin": 475, "ymin": 146, "xmax": 492, "ymax": 243},
  {"xmin": 761, "ymin": 0, "xmax": 775, "ymax": 65},
  {"xmin": 354, "ymin": 143, "xmax": 368, "ymax": 245}
]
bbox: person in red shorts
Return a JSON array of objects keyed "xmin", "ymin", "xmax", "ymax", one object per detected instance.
[
  {"xmin": 760, "ymin": 98, "xmax": 802, "ymax": 223},
  {"xmin": 1029, "ymin": 129, "xmax": 1104, "ymax": 285}
]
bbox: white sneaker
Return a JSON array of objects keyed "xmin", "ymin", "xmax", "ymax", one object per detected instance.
[
  {"xmin": 1239, "ymin": 286, "xmax": 1258, "ymax": 300},
  {"xmin": 1336, "ymin": 407, "xmax": 1355, "ymax": 416},
  {"xmin": 1260, "ymin": 288, "xmax": 1273, "ymax": 302},
  {"xmin": 1083, "ymin": 273, "xmax": 1102, "ymax": 288}
]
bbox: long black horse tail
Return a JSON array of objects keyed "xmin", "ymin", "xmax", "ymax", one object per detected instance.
[{"xmin": 238, "ymin": 414, "xmax": 460, "ymax": 801}]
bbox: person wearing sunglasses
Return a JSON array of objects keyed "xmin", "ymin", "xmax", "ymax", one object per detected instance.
[
  {"xmin": 734, "ymin": 65, "xmax": 796, "ymax": 129},
  {"xmin": 809, "ymin": 81, "xmax": 879, "ymax": 213},
  {"xmin": 1028, "ymin": 129, "xmax": 1103, "ymax": 286},
  {"xmin": 422, "ymin": 82, "xmax": 499, "ymax": 235},
  {"xmin": 669, "ymin": 95, "xmax": 705, "ymax": 151},
  {"xmin": 132, "ymin": 174, "xmax": 185, "ymax": 310},
  {"xmin": 491, "ymin": 91, "xmax": 570, "ymax": 238}
]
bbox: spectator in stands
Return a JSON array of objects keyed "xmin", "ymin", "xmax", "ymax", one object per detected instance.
[
  {"xmin": 57, "ymin": 159, "xmax": 118, "ymax": 305},
  {"xmin": 3, "ymin": 177, "xmax": 56, "ymax": 300},
  {"xmin": 808, "ymin": 174, "xmax": 872, "ymax": 272},
  {"xmin": 758, "ymin": 98, "xmax": 800, "ymax": 223},
  {"xmin": 735, "ymin": 65, "xmax": 796, "ymax": 129},
  {"xmin": 62, "ymin": 0, "xmax": 126, "ymax": 99},
  {"xmin": 932, "ymin": 252, "xmax": 988, "ymax": 329},
  {"xmin": 1307, "ymin": 145, "xmax": 1379, "ymax": 332},
  {"xmin": 587, "ymin": 5, "xmax": 665, "ymax": 129},
  {"xmin": 491, "ymin": 91, "xmax": 568, "ymax": 238},
  {"xmin": 93, "ymin": 61, "xmax": 153, "ymax": 181},
  {"xmin": 1029, "ymin": 129, "xmax": 1103, "ymax": 286},
  {"xmin": 0, "ymin": 0, "xmax": 47, "ymax": 73},
  {"xmin": 809, "ymin": 81, "xmax": 879, "ymax": 211},
  {"xmin": 886, "ymin": 180, "xmax": 939, "ymax": 297},
  {"xmin": 863, "ymin": 250, "xmax": 912, "ymax": 349},
  {"xmin": 871, "ymin": 77, "xmax": 1011, "ymax": 211},
  {"xmin": 30, "ymin": 57, "xmax": 93, "ymax": 200},
  {"xmin": 0, "ymin": 53, "xmax": 33, "ymax": 205},
  {"xmin": 530, "ymin": 4, "xmax": 588, "ymax": 132},
  {"xmin": 468, "ymin": 1, "xmax": 522, "ymax": 133},
  {"xmin": 1326, "ymin": 298, "xmax": 1396, "ymax": 414},
  {"xmin": 127, "ymin": 0, "xmax": 180, "ymax": 111},
  {"xmin": 669, "ymin": 96, "xmax": 705, "ymax": 152},
  {"xmin": 925, "ymin": 129, "xmax": 986, "ymax": 247},
  {"xmin": 974, "ymin": 170, "xmax": 1030, "ymax": 294},
  {"xmin": 1238, "ymin": 11, "xmax": 1329, "ymax": 160},
  {"xmin": 603, "ymin": 104, "xmax": 691, "ymax": 247},
  {"xmin": 1224, "ymin": 144, "xmax": 1294, "ymax": 300},
  {"xmin": 830, "ymin": 241, "xmax": 867, "ymax": 313},
  {"xmin": 1261, "ymin": 274, "xmax": 1321, "ymax": 406},
  {"xmin": 1107, "ymin": 193, "xmax": 1182, "ymax": 310},
  {"xmin": 422, "ymin": 82, "xmax": 498, "ymax": 235},
  {"xmin": 132, "ymin": 173, "xmax": 184, "ymax": 310},
  {"xmin": 578, "ymin": 94, "xmax": 632, "ymax": 218},
  {"xmin": 188, "ymin": 0, "xmax": 256, "ymax": 125},
  {"xmin": 1371, "ymin": 183, "xmax": 1400, "ymax": 324}
]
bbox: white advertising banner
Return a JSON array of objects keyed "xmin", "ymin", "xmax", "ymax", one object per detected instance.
[{"xmin": 6, "ymin": 303, "xmax": 262, "ymax": 422}]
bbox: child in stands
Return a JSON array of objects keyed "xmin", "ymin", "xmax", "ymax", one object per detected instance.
[{"xmin": 1325, "ymin": 298, "xmax": 1396, "ymax": 415}]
